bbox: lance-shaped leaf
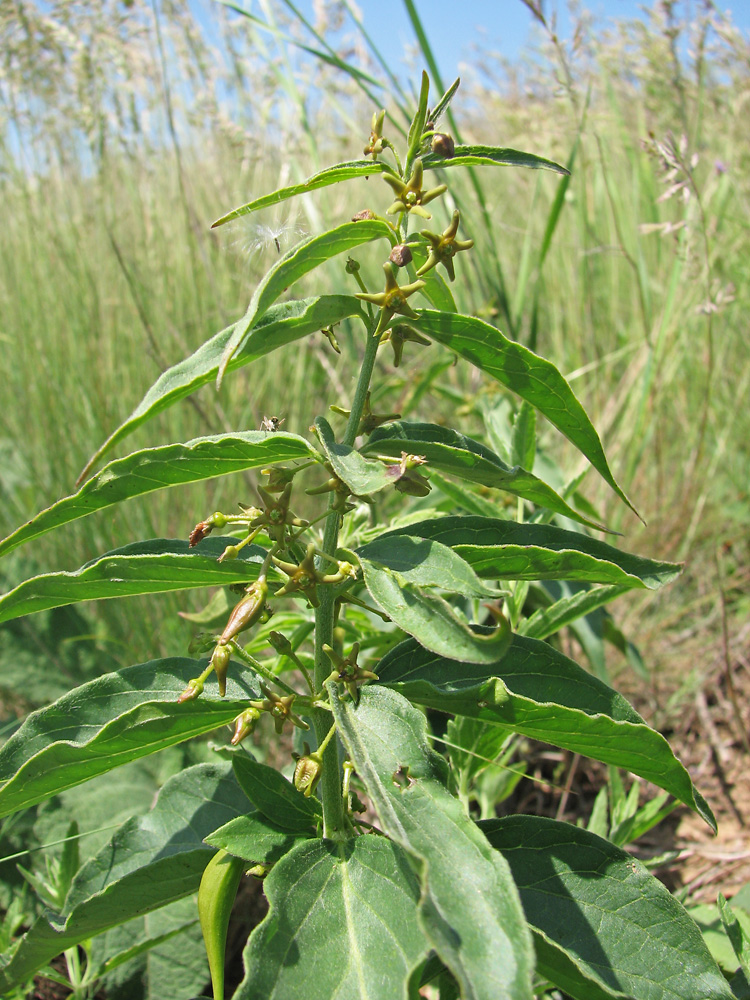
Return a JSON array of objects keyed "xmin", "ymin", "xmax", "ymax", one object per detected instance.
[
  {"xmin": 313, "ymin": 416, "xmax": 391, "ymax": 495},
  {"xmin": 377, "ymin": 633, "xmax": 715, "ymax": 831},
  {"xmin": 0, "ymin": 763, "xmax": 248, "ymax": 994},
  {"xmin": 77, "ymin": 295, "xmax": 364, "ymax": 482},
  {"xmin": 482, "ymin": 816, "xmax": 733, "ymax": 1000},
  {"xmin": 358, "ymin": 534, "xmax": 510, "ymax": 665},
  {"xmin": 234, "ymin": 836, "xmax": 429, "ymax": 1000},
  {"xmin": 402, "ymin": 310, "xmax": 637, "ymax": 517},
  {"xmin": 0, "ymin": 658, "xmax": 259, "ymax": 818},
  {"xmin": 0, "ymin": 537, "xmax": 266, "ymax": 625},
  {"xmin": 384, "ymin": 516, "xmax": 680, "ymax": 590},
  {"xmin": 404, "ymin": 70, "xmax": 431, "ymax": 177},
  {"xmin": 331, "ymin": 685, "xmax": 535, "ymax": 1000},
  {"xmin": 211, "ymin": 160, "xmax": 394, "ymax": 227},
  {"xmin": 1, "ymin": 432, "xmax": 319, "ymax": 559},
  {"xmin": 422, "ymin": 144, "xmax": 569, "ymax": 175},
  {"xmin": 205, "ymin": 812, "xmax": 310, "ymax": 866},
  {"xmin": 519, "ymin": 584, "xmax": 630, "ymax": 641},
  {"xmin": 362, "ymin": 421, "xmax": 608, "ymax": 531},
  {"xmin": 231, "ymin": 754, "xmax": 321, "ymax": 832},
  {"xmin": 218, "ymin": 220, "xmax": 392, "ymax": 385}
]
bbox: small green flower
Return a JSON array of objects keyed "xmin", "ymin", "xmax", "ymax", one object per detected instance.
[
  {"xmin": 363, "ymin": 109, "xmax": 386, "ymax": 159},
  {"xmin": 417, "ymin": 210, "xmax": 474, "ymax": 282},
  {"xmin": 382, "ymin": 159, "xmax": 447, "ymax": 219},
  {"xmin": 323, "ymin": 641, "xmax": 378, "ymax": 702},
  {"xmin": 382, "ymin": 324, "xmax": 431, "ymax": 368},
  {"xmin": 356, "ymin": 262, "xmax": 425, "ymax": 337}
]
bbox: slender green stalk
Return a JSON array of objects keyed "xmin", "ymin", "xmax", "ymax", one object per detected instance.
[{"xmin": 311, "ymin": 324, "xmax": 381, "ymax": 839}]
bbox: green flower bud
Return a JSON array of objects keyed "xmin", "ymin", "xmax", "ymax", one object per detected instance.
[
  {"xmin": 211, "ymin": 644, "xmax": 231, "ymax": 698},
  {"xmin": 267, "ymin": 630, "xmax": 293, "ymax": 655}
]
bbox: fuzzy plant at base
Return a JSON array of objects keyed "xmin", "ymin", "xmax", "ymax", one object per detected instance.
[{"xmin": 0, "ymin": 72, "xmax": 742, "ymax": 1000}]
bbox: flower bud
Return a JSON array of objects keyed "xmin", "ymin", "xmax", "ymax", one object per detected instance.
[
  {"xmin": 267, "ymin": 630, "xmax": 293, "ymax": 655},
  {"xmin": 389, "ymin": 244, "xmax": 413, "ymax": 268},
  {"xmin": 177, "ymin": 677, "xmax": 204, "ymax": 703},
  {"xmin": 211, "ymin": 644, "xmax": 231, "ymax": 698},
  {"xmin": 218, "ymin": 544, "xmax": 239, "ymax": 563},
  {"xmin": 431, "ymin": 132, "xmax": 455, "ymax": 158},
  {"xmin": 230, "ymin": 706, "xmax": 263, "ymax": 745},
  {"xmin": 219, "ymin": 580, "xmax": 269, "ymax": 644}
]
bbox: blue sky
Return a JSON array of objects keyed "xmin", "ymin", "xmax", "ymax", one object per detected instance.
[{"xmin": 223, "ymin": 0, "xmax": 750, "ymax": 84}]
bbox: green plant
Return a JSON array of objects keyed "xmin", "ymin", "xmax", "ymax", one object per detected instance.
[{"xmin": 0, "ymin": 72, "xmax": 738, "ymax": 1000}]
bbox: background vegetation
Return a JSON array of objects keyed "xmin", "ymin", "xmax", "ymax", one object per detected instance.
[{"xmin": 1, "ymin": 1, "xmax": 749, "ymax": 988}]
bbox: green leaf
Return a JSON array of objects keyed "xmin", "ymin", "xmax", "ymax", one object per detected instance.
[
  {"xmin": 376, "ymin": 633, "xmax": 716, "ymax": 830},
  {"xmin": 0, "ymin": 537, "xmax": 266, "ymax": 624},
  {"xmin": 511, "ymin": 402, "xmax": 536, "ymax": 471},
  {"xmin": 358, "ymin": 534, "xmax": 511, "ymax": 664},
  {"xmin": 0, "ymin": 763, "xmax": 247, "ymax": 993},
  {"xmin": 91, "ymin": 897, "xmax": 209, "ymax": 1000},
  {"xmin": 0, "ymin": 433, "xmax": 318, "ymax": 559},
  {"xmin": 234, "ymin": 836, "xmax": 428, "ymax": 1000},
  {"xmin": 482, "ymin": 816, "xmax": 733, "ymax": 1000},
  {"xmin": 428, "ymin": 76, "xmax": 461, "ymax": 125},
  {"xmin": 447, "ymin": 716, "xmax": 515, "ymax": 794},
  {"xmin": 403, "ymin": 310, "xmax": 637, "ymax": 517},
  {"xmin": 211, "ymin": 161, "xmax": 394, "ymax": 227},
  {"xmin": 231, "ymin": 754, "xmax": 320, "ymax": 832},
  {"xmin": 331, "ymin": 685, "xmax": 535, "ymax": 1000},
  {"xmin": 362, "ymin": 421, "xmax": 608, "ymax": 531},
  {"xmin": 0, "ymin": 657, "xmax": 259, "ymax": 818},
  {"xmin": 218, "ymin": 220, "xmax": 391, "ymax": 385},
  {"xmin": 359, "ymin": 533, "xmax": 499, "ymax": 596},
  {"xmin": 418, "ymin": 264, "xmax": 457, "ymax": 312},
  {"xmin": 313, "ymin": 416, "xmax": 392, "ymax": 495},
  {"xmin": 384, "ymin": 516, "xmax": 681, "ymax": 590},
  {"xmin": 519, "ymin": 584, "xmax": 630, "ymax": 641},
  {"xmin": 205, "ymin": 812, "xmax": 310, "ymax": 865},
  {"xmin": 405, "ymin": 70, "xmax": 431, "ymax": 177},
  {"xmin": 77, "ymin": 295, "xmax": 364, "ymax": 481},
  {"xmin": 92, "ymin": 912, "xmax": 198, "ymax": 980},
  {"xmin": 422, "ymin": 144, "xmax": 569, "ymax": 175},
  {"xmin": 719, "ymin": 895, "xmax": 750, "ymax": 978}
]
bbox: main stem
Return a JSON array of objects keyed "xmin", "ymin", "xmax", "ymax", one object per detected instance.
[{"xmin": 312, "ymin": 324, "xmax": 381, "ymax": 839}]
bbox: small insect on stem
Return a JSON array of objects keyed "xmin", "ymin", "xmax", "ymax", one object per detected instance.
[{"xmin": 260, "ymin": 415, "xmax": 284, "ymax": 433}]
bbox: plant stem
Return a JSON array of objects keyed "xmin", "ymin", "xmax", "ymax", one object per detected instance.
[{"xmin": 312, "ymin": 325, "xmax": 381, "ymax": 839}]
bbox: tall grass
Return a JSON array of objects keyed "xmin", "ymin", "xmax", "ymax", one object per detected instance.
[{"xmin": 1, "ymin": 0, "xmax": 748, "ymax": 688}]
